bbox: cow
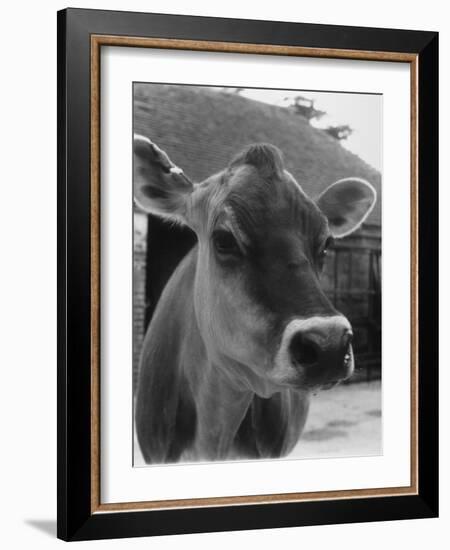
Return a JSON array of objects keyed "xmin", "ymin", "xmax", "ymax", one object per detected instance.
[{"xmin": 134, "ymin": 135, "xmax": 376, "ymax": 464}]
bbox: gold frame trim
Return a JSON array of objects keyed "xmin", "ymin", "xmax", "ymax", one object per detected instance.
[{"xmin": 90, "ymin": 35, "xmax": 419, "ymax": 514}]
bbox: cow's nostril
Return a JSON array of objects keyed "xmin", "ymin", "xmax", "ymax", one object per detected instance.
[
  {"xmin": 344, "ymin": 330, "xmax": 353, "ymax": 347},
  {"xmin": 289, "ymin": 332, "xmax": 319, "ymax": 366},
  {"xmin": 343, "ymin": 331, "xmax": 353, "ymax": 367}
]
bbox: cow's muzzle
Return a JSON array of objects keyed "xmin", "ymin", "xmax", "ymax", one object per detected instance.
[{"xmin": 277, "ymin": 316, "xmax": 354, "ymax": 389}]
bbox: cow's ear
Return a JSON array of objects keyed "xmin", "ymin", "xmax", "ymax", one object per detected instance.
[
  {"xmin": 134, "ymin": 134, "xmax": 194, "ymax": 223},
  {"xmin": 316, "ymin": 178, "xmax": 377, "ymax": 238}
]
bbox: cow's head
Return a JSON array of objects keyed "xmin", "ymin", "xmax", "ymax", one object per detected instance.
[{"xmin": 134, "ymin": 136, "xmax": 376, "ymax": 397}]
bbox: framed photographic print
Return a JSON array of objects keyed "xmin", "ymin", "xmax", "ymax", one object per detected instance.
[{"xmin": 57, "ymin": 8, "xmax": 438, "ymax": 541}]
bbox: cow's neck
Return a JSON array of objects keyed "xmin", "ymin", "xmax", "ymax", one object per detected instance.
[
  {"xmin": 184, "ymin": 347, "xmax": 309, "ymax": 461},
  {"xmin": 179, "ymin": 318, "xmax": 252, "ymax": 460},
  {"xmin": 196, "ymin": 363, "xmax": 254, "ymax": 461}
]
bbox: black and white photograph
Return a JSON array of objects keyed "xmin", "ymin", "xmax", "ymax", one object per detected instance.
[
  {"xmin": 132, "ymin": 83, "xmax": 382, "ymax": 466},
  {"xmin": 0, "ymin": 0, "xmax": 443, "ymax": 545}
]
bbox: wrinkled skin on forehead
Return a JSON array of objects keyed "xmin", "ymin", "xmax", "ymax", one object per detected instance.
[{"xmin": 188, "ymin": 146, "xmax": 336, "ymax": 395}]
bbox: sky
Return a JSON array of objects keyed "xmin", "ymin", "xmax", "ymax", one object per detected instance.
[{"xmin": 222, "ymin": 88, "xmax": 383, "ymax": 172}]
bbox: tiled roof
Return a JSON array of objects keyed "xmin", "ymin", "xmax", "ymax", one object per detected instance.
[{"xmin": 134, "ymin": 83, "xmax": 381, "ymax": 225}]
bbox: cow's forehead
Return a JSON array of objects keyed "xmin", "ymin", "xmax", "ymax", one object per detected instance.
[
  {"xmin": 192, "ymin": 144, "xmax": 329, "ymax": 244},
  {"xmin": 214, "ymin": 164, "xmax": 328, "ymax": 244}
]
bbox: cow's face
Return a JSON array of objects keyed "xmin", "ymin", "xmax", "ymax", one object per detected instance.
[{"xmin": 134, "ymin": 136, "xmax": 376, "ymax": 397}]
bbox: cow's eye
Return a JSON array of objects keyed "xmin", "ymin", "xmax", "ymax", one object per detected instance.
[
  {"xmin": 212, "ymin": 230, "xmax": 241, "ymax": 257},
  {"xmin": 321, "ymin": 236, "xmax": 334, "ymax": 256},
  {"xmin": 317, "ymin": 237, "xmax": 334, "ymax": 267}
]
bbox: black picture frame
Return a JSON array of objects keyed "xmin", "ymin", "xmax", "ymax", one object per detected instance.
[{"xmin": 57, "ymin": 7, "xmax": 438, "ymax": 541}]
